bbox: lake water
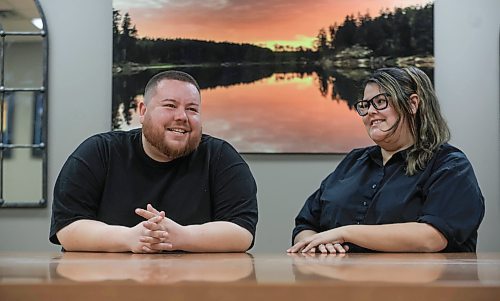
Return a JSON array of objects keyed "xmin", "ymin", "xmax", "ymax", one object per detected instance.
[{"xmin": 115, "ymin": 71, "xmax": 374, "ymax": 153}]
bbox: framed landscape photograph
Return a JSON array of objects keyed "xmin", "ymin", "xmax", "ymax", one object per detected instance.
[{"xmin": 112, "ymin": 0, "xmax": 434, "ymax": 153}]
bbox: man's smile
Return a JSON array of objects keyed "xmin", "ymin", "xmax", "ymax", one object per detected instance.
[{"xmin": 167, "ymin": 128, "xmax": 189, "ymax": 134}]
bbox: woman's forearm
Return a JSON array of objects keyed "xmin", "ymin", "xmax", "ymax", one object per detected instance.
[{"xmin": 341, "ymin": 222, "xmax": 448, "ymax": 252}]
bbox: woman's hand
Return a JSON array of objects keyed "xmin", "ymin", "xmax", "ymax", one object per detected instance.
[{"xmin": 287, "ymin": 228, "xmax": 349, "ymax": 254}]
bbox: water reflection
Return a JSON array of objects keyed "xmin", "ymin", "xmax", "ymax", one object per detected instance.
[{"xmin": 113, "ymin": 66, "xmax": 432, "ymax": 153}]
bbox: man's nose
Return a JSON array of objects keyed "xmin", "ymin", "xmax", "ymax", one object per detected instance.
[{"xmin": 174, "ymin": 108, "xmax": 188, "ymax": 121}]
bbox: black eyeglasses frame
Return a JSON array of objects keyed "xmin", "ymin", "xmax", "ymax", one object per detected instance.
[{"xmin": 354, "ymin": 93, "xmax": 390, "ymax": 116}]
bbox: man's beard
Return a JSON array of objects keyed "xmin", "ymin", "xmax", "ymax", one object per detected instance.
[{"xmin": 142, "ymin": 122, "xmax": 201, "ymax": 160}]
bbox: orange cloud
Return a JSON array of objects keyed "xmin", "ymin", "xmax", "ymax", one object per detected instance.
[{"xmin": 115, "ymin": 0, "xmax": 432, "ymax": 48}]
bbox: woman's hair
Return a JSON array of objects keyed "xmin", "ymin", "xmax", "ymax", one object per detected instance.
[{"xmin": 363, "ymin": 67, "xmax": 450, "ymax": 175}]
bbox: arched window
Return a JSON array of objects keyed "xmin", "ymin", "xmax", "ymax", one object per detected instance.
[{"xmin": 0, "ymin": 0, "xmax": 48, "ymax": 208}]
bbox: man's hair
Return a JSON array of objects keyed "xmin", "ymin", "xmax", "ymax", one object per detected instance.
[
  {"xmin": 363, "ymin": 67, "xmax": 450, "ymax": 175},
  {"xmin": 143, "ymin": 70, "xmax": 200, "ymax": 104}
]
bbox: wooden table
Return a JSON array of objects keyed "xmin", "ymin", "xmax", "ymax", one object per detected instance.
[{"xmin": 1, "ymin": 252, "xmax": 499, "ymax": 300}]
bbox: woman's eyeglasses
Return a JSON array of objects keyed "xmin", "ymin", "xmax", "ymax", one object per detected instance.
[{"xmin": 354, "ymin": 93, "xmax": 390, "ymax": 116}]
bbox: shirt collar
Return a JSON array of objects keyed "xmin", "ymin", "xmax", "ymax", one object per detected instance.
[
  {"xmin": 358, "ymin": 145, "xmax": 411, "ymax": 166},
  {"xmin": 357, "ymin": 145, "xmax": 382, "ymax": 165}
]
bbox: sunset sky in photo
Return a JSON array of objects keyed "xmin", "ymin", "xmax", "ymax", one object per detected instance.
[{"xmin": 113, "ymin": 0, "xmax": 432, "ymax": 49}]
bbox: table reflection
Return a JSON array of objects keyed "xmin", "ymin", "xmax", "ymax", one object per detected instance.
[
  {"xmin": 54, "ymin": 252, "xmax": 255, "ymax": 284},
  {"xmin": 290, "ymin": 253, "xmax": 479, "ymax": 283}
]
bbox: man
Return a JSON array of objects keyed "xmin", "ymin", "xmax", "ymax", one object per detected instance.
[{"xmin": 50, "ymin": 70, "xmax": 258, "ymax": 253}]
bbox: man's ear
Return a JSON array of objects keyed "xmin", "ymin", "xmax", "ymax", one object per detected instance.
[
  {"xmin": 409, "ymin": 94, "xmax": 420, "ymax": 114},
  {"xmin": 138, "ymin": 101, "xmax": 147, "ymax": 124}
]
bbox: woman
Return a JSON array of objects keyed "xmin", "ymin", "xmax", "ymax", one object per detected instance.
[{"xmin": 288, "ymin": 67, "xmax": 484, "ymax": 253}]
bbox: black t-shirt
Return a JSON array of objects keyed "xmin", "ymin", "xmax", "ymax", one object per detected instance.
[
  {"xmin": 293, "ymin": 143, "xmax": 484, "ymax": 252},
  {"xmin": 50, "ymin": 129, "xmax": 258, "ymax": 247}
]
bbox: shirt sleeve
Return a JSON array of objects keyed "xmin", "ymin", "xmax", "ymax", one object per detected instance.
[
  {"xmin": 211, "ymin": 141, "xmax": 258, "ymax": 248},
  {"xmin": 417, "ymin": 150, "xmax": 485, "ymax": 252},
  {"xmin": 292, "ymin": 184, "xmax": 324, "ymax": 244},
  {"xmin": 49, "ymin": 136, "xmax": 107, "ymax": 245},
  {"xmin": 291, "ymin": 148, "xmax": 367, "ymax": 244}
]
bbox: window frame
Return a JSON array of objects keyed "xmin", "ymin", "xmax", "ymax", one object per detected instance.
[{"xmin": 0, "ymin": 0, "xmax": 48, "ymax": 208}]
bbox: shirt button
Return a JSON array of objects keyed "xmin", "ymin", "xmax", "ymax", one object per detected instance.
[
  {"xmin": 372, "ymin": 184, "xmax": 377, "ymax": 189},
  {"xmin": 356, "ymin": 222, "xmax": 360, "ymax": 224},
  {"xmin": 363, "ymin": 201, "xmax": 367, "ymax": 206}
]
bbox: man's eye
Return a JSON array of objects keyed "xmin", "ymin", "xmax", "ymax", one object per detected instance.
[
  {"xmin": 187, "ymin": 107, "xmax": 198, "ymax": 112},
  {"xmin": 164, "ymin": 103, "xmax": 175, "ymax": 108}
]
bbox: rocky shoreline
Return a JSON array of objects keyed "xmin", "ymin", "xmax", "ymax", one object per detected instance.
[{"xmin": 321, "ymin": 44, "xmax": 434, "ymax": 70}]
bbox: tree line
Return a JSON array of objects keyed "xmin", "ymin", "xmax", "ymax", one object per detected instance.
[
  {"xmin": 315, "ymin": 3, "xmax": 433, "ymax": 57},
  {"xmin": 113, "ymin": 3, "xmax": 432, "ymax": 65},
  {"xmin": 113, "ymin": 11, "xmax": 315, "ymax": 65}
]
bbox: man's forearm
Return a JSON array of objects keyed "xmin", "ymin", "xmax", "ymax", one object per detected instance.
[
  {"xmin": 57, "ymin": 219, "xmax": 132, "ymax": 252},
  {"xmin": 182, "ymin": 221, "xmax": 253, "ymax": 252}
]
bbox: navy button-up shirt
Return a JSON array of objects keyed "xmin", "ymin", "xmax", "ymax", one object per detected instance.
[{"xmin": 293, "ymin": 143, "xmax": 484, "ymax": 252}]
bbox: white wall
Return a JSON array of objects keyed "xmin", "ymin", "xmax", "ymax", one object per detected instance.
[
  {"xmin": 0, "ymin": 0, "xmax": 498, "ymax": 253},
  {"xmin": 435, "ymin": 0, "xmax": 500, "ymax": 251}
]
